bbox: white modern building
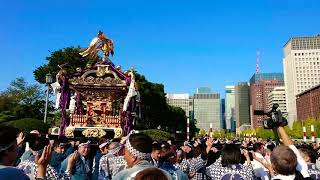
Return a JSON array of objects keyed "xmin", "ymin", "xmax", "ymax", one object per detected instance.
[
  {"xmin": 166, "ymin": 93, "xmax": 192, "ymax": 117},
  {"xmin": 193, "ymin": 88, "xmax": 221, "ymax": 131},
  {"xmin": 283, "ymin": 35, "xmax": 320, "ymax": 125},
  {"xmin": 267, "ymin": 86, "xmax": 287, "ymax": 115},
  {"xmin": 225, "ymin": 85, "xmax": 235, "ymax": 131}
]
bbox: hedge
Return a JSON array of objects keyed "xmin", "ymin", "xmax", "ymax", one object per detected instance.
[
  {"xmin": 141, "ymin": 129, "xmax": 172, "ymax": 141},
  {"xmin": 5, "ymin": 118, "xmax": 48, "ymax": 134}
]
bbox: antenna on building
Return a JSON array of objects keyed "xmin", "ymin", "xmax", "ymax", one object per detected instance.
[{"xmin": 256, "ymin": 49, "xmax": 261, "ymax": 81}]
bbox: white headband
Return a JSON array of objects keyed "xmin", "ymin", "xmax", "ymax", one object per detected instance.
[
  {"xmin": 79, "ymin": 140, "xmax": 91, "ymax": 147},
  {"xmin": 108, "ymin": 145, "xmax": 123, "ymax": 155},
  {"xmin": 99, "ymin": 142, "xmax": 109, "ymax": 149},
  {"xmin": 125, "ymin": 139, "xmax": 150, "ymax": 160}
]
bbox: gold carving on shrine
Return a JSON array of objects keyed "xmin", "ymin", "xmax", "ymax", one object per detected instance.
[
  {"xmin": 82, "ymin": 128, "xmax": 106, "ymax": 138},
  {"xmin": 65, "ymin": 127, "xmax": 75, "ymax": 137},
  {"xmin": 69, "ymin": 76, "xmax": 126, "ymax": 86},
  {"xmin": 114, "ymin": 128, "xmax": 123, "ymax": 138}
]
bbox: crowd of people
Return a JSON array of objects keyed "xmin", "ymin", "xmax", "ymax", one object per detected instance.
[{"xmin": 0, "ymin": 125, "xmax": 320, "ymax": 180}]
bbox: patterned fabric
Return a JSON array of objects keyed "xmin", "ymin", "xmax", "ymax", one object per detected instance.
[
  {"xmin": 307, "ymin": 163, "xmax": 320, "ymax": 180},
  {"xmin": 190, "ymin": 167, "xmax": 208, "ymax": 180},
  {"xmin": 179, "ymin": 159, "xmax": 194, "ymax": 175},
  {"xmin": 160, "ymin": 162, "xmax": 188, "ymax": 180},
  {"xmin": 205, "ymin": 158, "xmax": 254, "ymax": 180},
  {"xmin": 99, "ymin": 155, "xmax": 127, "ymax": 180},
  {"xmin": 20, "ymin": 150, "xmax": 35, "ymax": 162},
  {"xmin": 17, "ymin": 160, "xmax": 70, "ymax": 180}
]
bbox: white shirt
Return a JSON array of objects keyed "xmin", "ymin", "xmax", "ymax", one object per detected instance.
[
  {"xmin": 272, "ymin": 174, "xmax": 295, "ymax": 180},
  {"xmin": 289, "ymin": 145, "xmax": 309, "ymax": 178},
  {"xmin": 252, "ymin": 152, "xmax": 269, "ymax": 180}
]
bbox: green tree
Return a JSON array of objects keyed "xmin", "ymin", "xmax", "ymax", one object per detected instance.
[
  {"xmin": 5, "ymin": 118, "xmax": 48, "ymax": 133},
  {"xmin": 225, "ymin": 132, "xmax": 235, "ymax": 139},
  {"xmin": 134, "ymin": 73, "xmax": 168, "ymax": 130},
  {"xmin": 198, "ymin": 128, "xmax": 207, "ymax": 137},
  {"xmin": 33, "ymin": 47, "xmax": 99, "ymax": 84},
  {"xmin": 0, "ymin": 77, "xmax": 49, "ymax": 121},
  {"xmin": 255, "ymin": 127, "xmax": 274, "ymax": 139},
  {"xmin": 220, "ymin": 129, "xmax": 226, "ymax": 138},
  {"xmin": 290, "ymin": 120, "xmax": 303, "ymax": 139},
  {"xmin": 141, "ymin": 129, "xmax": 171, "ymax": 141},
  {"xmin": 213, "ymin": 130, "xmax": 220, "ymax": 138}
]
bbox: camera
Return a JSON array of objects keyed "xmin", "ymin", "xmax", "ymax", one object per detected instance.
[{"xmin": 254, "ymin": 104, "xmax": 288, "ymax": 129}]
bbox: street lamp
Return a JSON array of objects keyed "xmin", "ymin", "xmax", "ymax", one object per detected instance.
[{"xmin": 44, "ymin": 73, "xmax": 52, "ymax": 123}]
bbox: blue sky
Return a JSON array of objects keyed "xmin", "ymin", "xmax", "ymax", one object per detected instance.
[{"xmin": 1, "ymin": 0, "xmax": 320, "ymax": 96}]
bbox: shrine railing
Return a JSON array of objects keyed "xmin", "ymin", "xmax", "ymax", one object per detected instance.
[
  {"xmin": 71, "ymin": 114, "xmax": 88, "ymax": 126},
  {"xmin": 70, "ymin": 114, "xmax": 121, "ymax": 128}
]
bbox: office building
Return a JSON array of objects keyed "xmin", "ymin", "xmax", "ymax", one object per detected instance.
[
  {"xmin": 283, "ymin": 35, "xmax": 320, "ymax": 125},
  {"xmin": 249, "ymin": 73, "xmax": 284, "ymax": 128},
  {"xmin": 166, "ymin": 93, "xmax": 192, "ymax": 117},
  {"xmin": 267, "ymin": 86, "xmax": 287, "ymax": 114},
  {"xmin": 235, "ymin": 82, "xmax": 250, "ymax": 133},
  {"xmin": 193, "ymin": 87, "xmax": 220, "ymax": 131},
  {"xmin": 225, "ymin": 85, "xmax": 235, "ymax": 131},
  {"xmin": 296, "ymin": 84, "xmax": 320, "ymax": 121}
]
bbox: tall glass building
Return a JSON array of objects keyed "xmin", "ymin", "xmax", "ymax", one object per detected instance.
[
  {"xmin": 250, "ymin": 73, "xmax": 284, "ymax": 85},
  {"xmin": 235, "ymin": 82, "xmax": 250, "ymax": 133}
]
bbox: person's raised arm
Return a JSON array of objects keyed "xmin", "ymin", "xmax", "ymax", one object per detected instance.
[
  {"xmin": 35, "ymin": 145, "xmax": 52, "ymax": 179},
  {"xmin": 277, "ymin": 127, "xmax": 293, "ymax": 146}
]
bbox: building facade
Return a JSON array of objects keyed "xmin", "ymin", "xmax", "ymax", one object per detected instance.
[
  {"xmin": 283, "ymin": 35, "xmax": 320, "ymax": 125},
  {"xmin": 296, "ymin": 84, "xmax": 320, "ymax": 121},
  {"xmin": 249, "ymin": 73, "xmax": 284, "ymax": 128},
  {"xmin": 235, "ymin": 82, "xmax": 250, "ymax": 133},
  {"xmin": 225, "ymin": 85, "xmax": 235, "ymax": 131},
  {"xmin": 193, "ymin": 88, "xmax": 220, "ymax": 131},
  {"xmin": 267, "ymin": 86, "xmax": 287, "ymax": 114},
  {"xmin": 166, "ymin": 93, "xmax": 192, "ymax": 117},
  {"xmin": 220, "ymin": 98, "xmax": 226, "ymax": 129}
]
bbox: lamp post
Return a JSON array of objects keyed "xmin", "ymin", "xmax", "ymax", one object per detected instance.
[{"xmin": 44, "ymin": 73, "xmax": 52, "ymax": 123}]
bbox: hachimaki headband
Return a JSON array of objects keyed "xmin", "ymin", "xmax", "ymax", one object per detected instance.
[{"xmin": 125, "ymin": 134, "xmax": 150, "ymax": 160}]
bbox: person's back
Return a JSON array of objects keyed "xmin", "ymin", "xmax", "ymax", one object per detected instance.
[
  {"xmin": 206, "ymin": 144, "xmax": 255, "ymax": 180},
  {"xmin": 17, "ymin": 159, "xmax": 59, "ymax": 180},
  {"xmin": 113, "ymin": 133, "xmax": 173, "ymax": 180},
  {"xmin": 159, "ymin": 144, "xmax": 188, "ymax": 180},
  {"xmin": 0, "ymin": 167, "xmax": 29, "ymax": 180}
]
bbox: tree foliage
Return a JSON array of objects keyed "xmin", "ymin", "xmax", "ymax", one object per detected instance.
[
  {"xmin": 198, "ymin": 128, "xmax": 207, "ymax": 137},
  {"xmin": 0, "ymin": 77, "xmax": 50, "ymax": 122},
  {"xmin": 33, "ymin": 47, "xmax": 98, "ymax": 84},
  {"xmin": 213, "ymin": 130, "xmax": 220, "ymax": 138},
  {"xmin": 5, "ymin": 118, "xmax": 48, "ymax": 133},
  {"xmin": 134, "ymin": 73, "xmax": 198, "ymax": 136},
  {"xmin": 141, "ymin": 129, "xmax": 172, "ymax": 141}
]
